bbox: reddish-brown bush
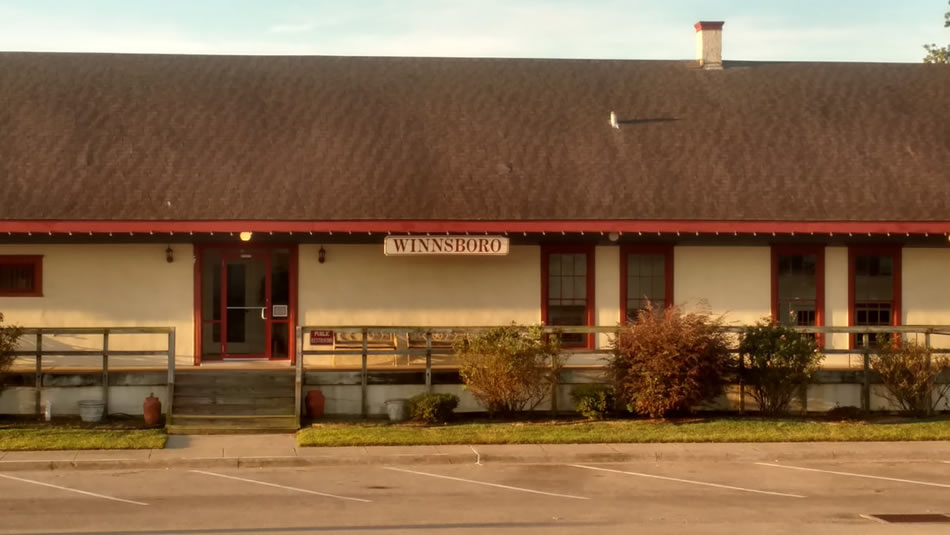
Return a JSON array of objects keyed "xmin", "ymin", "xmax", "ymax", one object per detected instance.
[{"xmin": 609, "ymin": 304, "xmax": 731, "ymax": 418}]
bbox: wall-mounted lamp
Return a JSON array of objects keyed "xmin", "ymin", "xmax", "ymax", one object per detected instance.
[
  {"xmin": 165, "ymin": 246, "xmax": 174, "ymax": 263},
  {"xmin": 318, "ymin": 246, "xmax": 326, "ymax": 264},
  {"xmin": 239, "ymin": 231, "xmax": 253, "ymax": 242},
  {"xmin": 608, "ymin": 232, "xmax": 620, "ymax": 242}
]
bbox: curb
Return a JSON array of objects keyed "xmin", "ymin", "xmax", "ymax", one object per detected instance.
[{"xmin": 2, "ymin": 442, "xmax": 948, "ymax": 472}]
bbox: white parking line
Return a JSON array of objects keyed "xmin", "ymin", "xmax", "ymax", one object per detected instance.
[
  {"xmin": 567, "ymin": 464, "xmax": 806, "ymax": 498},
  {"xmin": 756, "ymin": 462, "xmax": 950, "ymax": 489},
  {"xmin": 0, "ymin": 473, "xmax": 148, "ymax": 506},
  {"xmin": 383, "ymin": 466, "xmax": 589, "ymax": 500},
  {"xmin": 189, "ymin": 470, "xmax": 371, "ymax": 503}
]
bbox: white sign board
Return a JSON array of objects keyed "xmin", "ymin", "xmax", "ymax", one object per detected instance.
[{"xmin": 384, "ymin": 235, "xmax": 509, "ymax": 256}]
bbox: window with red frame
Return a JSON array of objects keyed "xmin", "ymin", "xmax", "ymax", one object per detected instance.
[
  {"xmin": 0, "ymin": 255, "xmax": 43, "ymax": 297},
  {"xmin": 849, "ymin": 247, "xmax": 901, "ymax": 348},
  {"xmin": 542, "ymin": 246, "xmax": 593, "ymax": 348},
  {"xmin": 772, "ymin": 246, "xmax": 824, "ymax": 327},
  {"xmin": 621, "ymin": 246, "xmax": 672, "ymax": 323}
]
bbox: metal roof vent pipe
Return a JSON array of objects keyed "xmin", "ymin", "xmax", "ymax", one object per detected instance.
[{"xmin": 695, "ymin": 21, "xmax": 724, "ymax": 70}]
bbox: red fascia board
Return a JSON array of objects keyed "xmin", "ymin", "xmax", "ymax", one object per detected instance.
[{"xmin": 1, "ymin": 220, "xmax": 950, "ymax": 235}]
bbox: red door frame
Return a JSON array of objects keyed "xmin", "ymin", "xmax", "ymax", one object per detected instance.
[
  {"xmin": 194, "ymin": 243, "xmax": 298, "ymax": 365},
  {"xmin": 220, "ymin": 252, "xmax": 271, "ymax": 359}
]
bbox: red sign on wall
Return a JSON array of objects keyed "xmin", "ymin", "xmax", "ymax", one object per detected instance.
[{"xmin": 309, "ymin": 330, "xmax": 334, "ymax": 346}]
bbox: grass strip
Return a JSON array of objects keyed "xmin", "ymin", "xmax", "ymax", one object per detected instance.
[
  {"xmin": 298, "ymin": 417, "xmax": 950, "ymax": 447},
  {"xmin": 0, "ymin": 428, "xmax": 166, "ymax": 451}
]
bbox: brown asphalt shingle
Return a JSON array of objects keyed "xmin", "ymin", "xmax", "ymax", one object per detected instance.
[{"xmin": 0, "ymin": 53, "xmax": 947, "ymax": 222}]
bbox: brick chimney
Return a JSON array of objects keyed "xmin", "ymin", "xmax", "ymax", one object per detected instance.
[{"xmin": 695, "ymin": 21, "xmax": 724, "ymax": 70}]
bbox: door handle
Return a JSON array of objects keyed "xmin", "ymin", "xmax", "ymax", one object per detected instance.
[{"xmin": 261, "ymin": 307, "xmax": 268, "ymax": 320}]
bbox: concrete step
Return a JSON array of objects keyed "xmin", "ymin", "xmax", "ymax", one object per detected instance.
[{"xmin": 166, "ymin": 424, "xmax": 299, "ymax": 435}]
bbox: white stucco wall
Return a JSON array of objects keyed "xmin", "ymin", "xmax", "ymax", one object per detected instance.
[
  {"xmin": 594, "ymin": 246, "xmax": 621, "ymax": 350},
  {"xmin": 0, "ymin": 244, "xmax": 194, "ymax": 367},
  {"xmin": 824, "ymin": 246, "xmax": 851, "ymax": 364},
  {"xmin": 298, "ymin": 244, "xmax": 541, "ymax": 326},
  {"xmin": 673, "ymin": 246, "xmax": 771, "ymax": 324},
  {"xmin": 903, "ymin": 248, "xmax": 950, "ymax": 348}
]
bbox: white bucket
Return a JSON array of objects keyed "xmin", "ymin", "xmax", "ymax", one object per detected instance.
[
  {"xmin": 384, "ymin": 399, "xmax": 408, "ymax": 422},
  {"xmin": 78, "ymin": 400, "xmax": 106, "ymax": 423}
]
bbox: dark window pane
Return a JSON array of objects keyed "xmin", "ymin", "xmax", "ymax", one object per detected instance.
[
  {"xmin": 272, "ymin": 250, "xmax": 290, "ymax": 308},
  {"xmin": 548, "ymin": 304, "xmax": 587, "ymax": 345},
  {"xmin": 0, "ymin": 264, "xmax": 34, "ymax": 292},
  {"xmin": 776, "ymin": 253, "xmax": 817, "ymax": 326},
  {"xmin": 626, "ymin": 253, "xmax": 667, "ymax": 322},
  {"xmin": 201, "ymin": 249, "xmax": 222, "ymax": 322},
  {"xmin": 855, "ymin": 255, "xmax": 893, "ymax": 301},
  {"xmin": 271, "ymin": 323, "xmax": 289, "ymax": 358}
]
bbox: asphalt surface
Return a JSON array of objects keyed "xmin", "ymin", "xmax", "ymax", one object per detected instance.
[{"xmin": 1, "ymin": 458, "xmax": 949, "ymax": 534}]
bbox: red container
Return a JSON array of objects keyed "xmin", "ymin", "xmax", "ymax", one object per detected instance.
[
  {"xmin": 306, "ymin": 390, "xmax": 325, "ymax": 419},
  {"xmin": 143, "ymin": 392, "xmax": 162, "ymax": 426}
]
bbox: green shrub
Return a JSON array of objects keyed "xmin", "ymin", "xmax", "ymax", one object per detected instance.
[
  {"xmin": 407, "ymin": 393, "xmax": 459, "ymax": 424},
  {"xmin": 571, "ymin": 384, "xmax": 615, "ymax": 420},
  {"xmin": 0, "ymin": 313, "xmax": 23, "ymax": 394},
  {"xmin": 609, "ymin": 304, "xmax": 730, "ymax": 419},
  {"xmin": 738, "ymin": 319, "xmax": 824, "ymax": 416},
  {"xmin": 455, "ymin": 324, "xmax": 562, "ymax": 417},
  {"xmin": 872, "ymin": 338, "xmax": 950, "ymax": 415}
]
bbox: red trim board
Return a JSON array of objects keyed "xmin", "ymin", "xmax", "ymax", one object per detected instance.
[{"xmin": 2, "ymin": 220, "xmax": 950, "ymax": 235}]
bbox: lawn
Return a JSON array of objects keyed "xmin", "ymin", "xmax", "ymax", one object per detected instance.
[
  {"xmin": 297, "ymin": 416, "xmax": 950, "ymax": 447},
  {"xmin": 0, "ymin": 419, "xmax": 167, "ymax": 451}
]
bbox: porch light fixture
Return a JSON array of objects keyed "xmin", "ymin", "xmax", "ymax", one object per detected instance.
[
  {"xmin": 239, "ymin": 231, "xmax": 253, "ymax": 242},
  {"xmin": 318, "ymin": 246, "xmax": 326, "ymax": 264},
  {"xmin": 165, "ymin": 246, "xmax": 174, "ymax": 263}
]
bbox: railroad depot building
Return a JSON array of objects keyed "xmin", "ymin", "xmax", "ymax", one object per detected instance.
[{"xmin": 1, "ymin": 22, "xmax": 949, "ymax": 426}]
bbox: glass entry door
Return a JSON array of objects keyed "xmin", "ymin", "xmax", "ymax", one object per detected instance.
[
  {"xmin": 199, "ymin": 246, "xmax": 293, "ymax": 362},
  {"xmin": 221, "ymin": 253, "xmax": 271, "ymax": 359}
]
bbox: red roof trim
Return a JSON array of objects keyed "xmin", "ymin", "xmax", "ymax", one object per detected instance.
[{"xmin": 1, "ymin": 220, "xmax": 949, "ymax": 235}]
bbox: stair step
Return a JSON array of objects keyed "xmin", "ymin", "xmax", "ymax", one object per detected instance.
[
  {"xmin": 173, "ymin": 403, "xmax": 294, "ymax": 416},
  {"xmin": 174, "ymin": 385, "xmax": 295, "ymax": 398},
  {"xmin": 175, "ymin": 372, "xmax": 294, "ymax": 387},
  {"xmin": 173, "ymin": 396, "xmax": 294, "ymax": 407}
]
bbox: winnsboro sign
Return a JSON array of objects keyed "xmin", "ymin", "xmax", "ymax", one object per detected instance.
[{"xmin": 384, "ymin": 235, "xmax": 509, "ymax": 256}]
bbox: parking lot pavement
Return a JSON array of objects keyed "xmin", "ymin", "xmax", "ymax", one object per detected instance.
[{"xmin": 0, "ymin": 460, "xmax": 948, "ymax": 534}]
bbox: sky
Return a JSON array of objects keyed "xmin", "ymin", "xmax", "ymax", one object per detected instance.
[{"xmin": 0, "ymin": 0, "xmax": 946, "ymax": 63}]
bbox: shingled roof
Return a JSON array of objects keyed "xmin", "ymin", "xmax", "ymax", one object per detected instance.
[{"xmin": 0, "ymin": 52, "xmax": 948, "ymax": 225}]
